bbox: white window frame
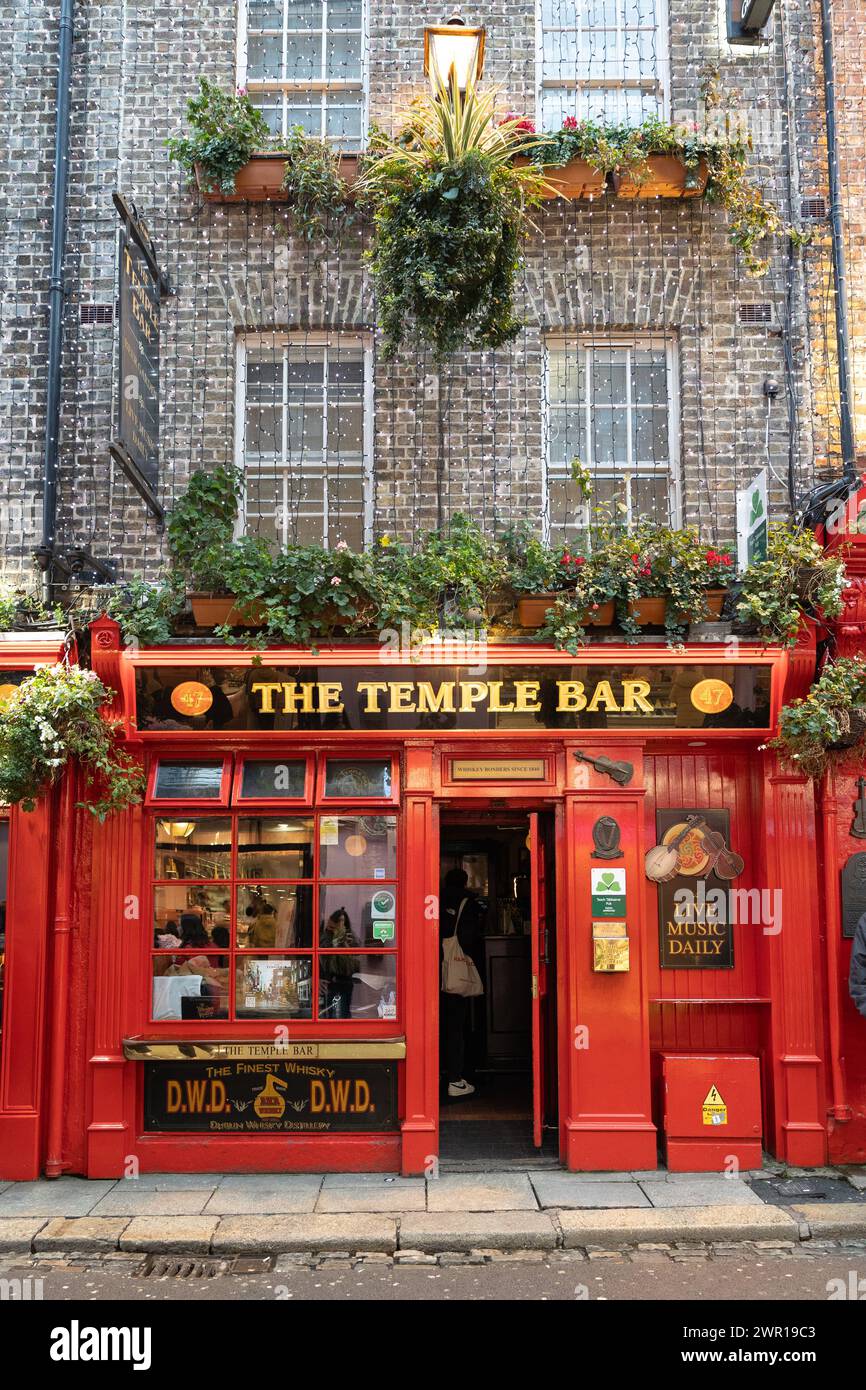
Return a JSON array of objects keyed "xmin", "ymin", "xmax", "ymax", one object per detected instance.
[
  {"xmin": 535, "ymin": 0, "xmax": 670, "ymax": 129},
  {"xmin": 542, "ymin": 333, "xmax": 681, "ymax": 540},
  {"xmin": 235, "ymin": 331, "xmax": 374, "ymax": 549},
  {"xmin": 236, "ymin": 0, "xmax": 369, "ymax": 148}
]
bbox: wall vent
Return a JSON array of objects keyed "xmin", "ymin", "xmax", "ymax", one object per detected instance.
[
  {"xmin": 800, "ymin": 197, "xmax": 826, "ymax": 220},
  {"xmin": 80, "ymin": 303, "xmax": 114, "ymax": 325},
  {"xmin": 738, "ymin": 303, "xmax": 772, "ymax": 326}
]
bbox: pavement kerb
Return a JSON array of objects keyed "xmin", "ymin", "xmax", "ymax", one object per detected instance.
[{"xmin": 7, "ymin": 1205, "xmax": 866, "ymax": 1256}]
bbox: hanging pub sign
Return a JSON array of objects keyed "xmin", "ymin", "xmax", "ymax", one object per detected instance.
[
  {"xmin": 135, "ymin": 663, "xmax": 773, "ymax": 733},
  {"xmin": 109, "ymin": 193, "xmax": 168, "ymax": 522},
  {"xmin": 143, "ymin": 1058, "xmax": 399, "ymax": 1133},
  {"xmin": 654, "ymin": 809, "xmax": 738, "ymax": 969}
]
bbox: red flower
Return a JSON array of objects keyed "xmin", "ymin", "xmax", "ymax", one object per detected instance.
[
  {"xmin": 572, "ymin": 555, "xmax": 585, "ymax": 567},
  {"xmin": 562, "ymin": 116, "xmax": 578, "ymax": 131},
  {"xmin": 631, "ymin": 553, "xmax": 640, "ymax": 564},
  {"xmin": 722, "ymin": 554, "xmax": 733, "ymax": 566}
]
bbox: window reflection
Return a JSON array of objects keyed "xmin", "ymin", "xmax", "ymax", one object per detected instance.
[
  {"xmin": 240, "ymin": 759, "xmax": 307, "ymax": 799},
  {"xmin": 153, "ymin": 885, "xmax": 232, "ymax": 944},
  {"xmin": 319, "ymin": 814, "xmax": 397, "ymax": 879},
  {"xmin": 324, "ymin": 759, "xmax": 392, "ymax": 798},
  {"xmin": 237, "ymin": 817, "xmax": 314, "ymax": 878},
  {"xmin": 235, "ymin": 955, "xmax": 313, "ymax": 1018},
  {"xmin": 237, "ymin": 884, "xmax": 313, "ymax": 948},
  {"xmin": 151, "ymin": 953, "xmax": 229, "ymax": 1021},
  {"xmin": 319, "ymin": 954, "xmax": 397, "ymax": 1020},
  {"xmin": 154, "ymin": 818, "xmax": 232, "ymax": 880}
]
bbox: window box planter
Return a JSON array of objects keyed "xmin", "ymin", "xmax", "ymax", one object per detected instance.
[
  {"xmin": 611, "ymin": 155, "xmax": 708, "ymax": 200},
  {"xmin": 703, "ymin": 587, "xmax": 727, "ymax": 619},
  {"xmin": 625, "ymin": 595, "xmax": 668, "ymax": 626},
  {"xmin": 514, "ymin": 156, "xmax": 606, "ymax": 200},
  {"xmin": 189, "ymin": 594, "xmax": 266, "ymax": 627},
  {"xmin": 517, "ymin": 594, "xmax": 615, "ymax": 629},
  {"xmin": 196, "ymin": 152, "xmax": 361, "ymax": 203}
]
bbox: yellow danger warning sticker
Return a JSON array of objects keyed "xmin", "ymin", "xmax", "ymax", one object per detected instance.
[{"xmin": 702, "ymin": 1084, "xmax": 728, "ymax": 1126}]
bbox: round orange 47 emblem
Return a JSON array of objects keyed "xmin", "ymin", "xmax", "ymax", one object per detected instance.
[
  {"xmin": 690, "ymin": 678, "xmax": 734, "ymax": 715},
  {"xmin": 170, "ymin": 681, "xmax": 213, "ymax": 717}
]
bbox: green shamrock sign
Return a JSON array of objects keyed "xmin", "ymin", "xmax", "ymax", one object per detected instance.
[{"xmin": 591, "ymin": 867, "xmax": 627, "ymax": 917}]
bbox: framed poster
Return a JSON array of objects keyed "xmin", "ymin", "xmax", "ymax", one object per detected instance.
[{"xmin": 656, "ymin": 808, "xmax": 735, "ymax": 969}]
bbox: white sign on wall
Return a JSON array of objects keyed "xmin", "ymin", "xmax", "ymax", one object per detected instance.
[{"xmin": 736, "ymin": 468, "xmax": 769, "ymax": 571}]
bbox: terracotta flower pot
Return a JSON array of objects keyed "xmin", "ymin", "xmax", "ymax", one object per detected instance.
[
  {"xmin": 704, "ymin": 588, "xmax": 727, "ymax": 618},
  {"xmin": 513, "ymin": 155, "xmax": 606, "ymax": 200},
  {"xmin": 189, "ymin": 594, "xmax": 266, "ymax": 627},
  {"xmin": 626, "ymin": 595, "xmax": 668, "ymax": 626},
  {"xmin": 517, "ymin": 594, "xmax": 615, "ymax": 629},
  {"xmin": 196, "ymin": 152, "xmax": 360, "ymax": 203},
  {"xmin": 612, "ymin": 155, "xmax": 708, "ymax": 200}
]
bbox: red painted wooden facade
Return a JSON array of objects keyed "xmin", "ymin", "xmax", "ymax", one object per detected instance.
[{"xmin": 1, "ymin": 608, "xmax": 863, "ymax": 1178}]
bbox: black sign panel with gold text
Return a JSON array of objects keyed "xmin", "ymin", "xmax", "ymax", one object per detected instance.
[
  {"xmin": 136, "ymin": 664, "xmax": 772, "ymax": 732},
  {"xmin": 117, "ymin": 232, "xmax": 160, "ymax": 489},
  {"xmin": 657, "ymin": 808, "xmax": 735, "ymax": 969},
  {"xmin": 143, "ymin": 1059, "xmax": 398, "ymax": 1133}
]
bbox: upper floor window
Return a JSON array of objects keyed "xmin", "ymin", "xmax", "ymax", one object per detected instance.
[
  {"xmin": 237, "ymin": 0, "xmax": 366, "ymax": 148},
  {"xmin": 237, "ymin": 333, "xmax": 373, "ymax": 550},
  {"xmin": 538, "ymin": 0, "xmax": 669, "ymax": 128},
  {"xmin": 544, "ymin": 336, "xmax": 679, "ymax": 539}
]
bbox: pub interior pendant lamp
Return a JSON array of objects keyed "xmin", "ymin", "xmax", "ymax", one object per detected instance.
[{"xmin": 423, "ymin": 9, "xmax": 486, "ymax": 96}]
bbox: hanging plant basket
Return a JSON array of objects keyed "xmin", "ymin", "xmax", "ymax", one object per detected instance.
[
  {"xmin": 827, "ymin": 708, "xmax": 866, "ymax": 752},
  {"xmin": 196, "ymin": 152, "xmax": 361, "ymax": 203},
  {"xmin": 611, "ymin": 155, "xmax": 708, "ymax": 200},
  {"xmin": 517, "ymin": 594, "xmax": 615, "ymax": 629}
]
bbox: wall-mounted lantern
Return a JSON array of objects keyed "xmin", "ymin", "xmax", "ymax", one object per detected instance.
[
  {"xmin": 423, "ymin": 10, "xmax": 486, "ymax": 95},
  {"xmin": 727, "ymin": 0, "xmax": 777, "ymax": 44}
]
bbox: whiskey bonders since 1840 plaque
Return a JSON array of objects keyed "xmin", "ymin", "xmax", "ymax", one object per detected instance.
[{"xmin": 656, "ymin": 808, "xmax": 735, "ymax": 969}]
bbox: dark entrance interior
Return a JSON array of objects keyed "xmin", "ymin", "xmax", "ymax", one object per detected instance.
[{"xmin": 438, "ymin": 812, "xmax": 558, "ymax": 1165}]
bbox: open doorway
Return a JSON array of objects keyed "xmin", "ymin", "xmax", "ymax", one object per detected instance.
[{"xmin": 438, "ymin": 812, "xmax": 558, "ymax": 1164}]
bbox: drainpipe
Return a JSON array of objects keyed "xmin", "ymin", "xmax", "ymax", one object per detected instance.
[
  {"xmin": 820, "ymin": 773, "xmax": 851, "ymax": 1122},
  {"xmin": 36, "ymin": 0, "xmax": 75, "ymax": 588},
  {"xmin": 44, "ymin": 771, "xmax": 77, "ymax": 1177},
  {"xmin": 820, "ymin": 0, "xmax": 857, "ymax": 476}
]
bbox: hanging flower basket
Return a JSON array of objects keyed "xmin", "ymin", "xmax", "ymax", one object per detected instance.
[
  {"xmin": 196, "ymin": 152, "xmax": 361, "ymax": 203},
  {"xmin": 611, "ymin": 155, "xmax": 708, "ymax": 199}
]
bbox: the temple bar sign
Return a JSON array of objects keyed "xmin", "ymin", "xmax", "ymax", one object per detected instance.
[{"xmin": 135, "ymin": 664, "xmax": 773, "ymax": 732}]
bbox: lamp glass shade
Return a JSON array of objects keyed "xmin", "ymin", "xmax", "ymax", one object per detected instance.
[{"xmin": 424, "ymin": 23, "xmax": 485, "ymax": 94}]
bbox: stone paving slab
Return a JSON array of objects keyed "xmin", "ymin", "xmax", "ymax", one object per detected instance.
[
  {"xmin": 559, "ymin": 1204, "xmax": 800, "ymax": 1247},
  {"xmin": 792, "ymin": 1204, "xmax": 866, "ymax": 1239},
  {"xmin": 0, "ymin": 1218, "xmax": 48, "ymax": 1253},
  {"xmin": 116, "ymin": 1175, "xmax": 225, "ymax": 1192},
  {"xmin": 203, "ymin": 1175, "xmax": 322, "ymax": 1215},
  {"xmin": 0, "ymin": 1179, "xmax": 115, "ymax": 1218},
  {"xmin": 426, "ymin": 1173, "xmax": 538, "ymax": 1212},
  {"xmin": 530, "ymin": 1175, "xmax": 651, "ymax": 1209},
  {"xmin": 640, "ymin": 1178, "xmax": 764, "ymax": 1208},
  {"xmin": 400, "ymin": 1212, "xmax": 558, "ymax": 1251},
  {"xmin": 90, "ymin": 1188, "xmax": 217, "ymax": 1217},
  {"xmin": 33, "ymin": 1218, "xmax": 129, "ymax": 1253},
  {"xmin": 212, "ymin": 1214, "xmax": 397, "ymax": 1253},
  {"xmin": 315, "ymin": 1184, "xmax": 426, "ymax": 1213},
  {"xmin": 320, "ymin": 1173, "xmax": 421, "ymax": 1188},
  {"xmin": 119, "ymin": 1217, "xmax": 220, "ymax": 1255}
]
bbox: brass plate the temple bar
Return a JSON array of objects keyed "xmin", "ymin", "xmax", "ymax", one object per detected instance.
[{"xmin": 124, "ymin": 1039, "xmax": 406, "ymax": 1062}]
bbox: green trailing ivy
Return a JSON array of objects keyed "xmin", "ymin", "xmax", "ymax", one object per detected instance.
[
  {"xmin": 166, "ymin": 463, "xmax": 245, "ymax": 594},
  {"xmin": 737, "ymin": 524, "xmax": 846, "ymax": 645},
  {"xmin": 0, "ymin": 664, "xmax": 145, "ymax": 819},
  {"xmin": 770, "ymin": 656, "xmax": 866, "ymax": 778},
  {"xmin": 167, "ymin": 78, "xmax": 271, "ymax": 196},
  {"xmin": 361, "ymin": 80, "xmax": 545, "ymax": 359},
  {"xmin": 104, "ymin": 579, "xmax": 184, "ymax": 647},
  {"xmin": 280, "ymin": 125, "xmax": 352, "ymax": 242}
]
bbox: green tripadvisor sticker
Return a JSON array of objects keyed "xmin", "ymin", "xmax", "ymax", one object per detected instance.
[
  {"xmin": 372, "ymin": 920, "xmax": 395, "ymax": 943},
  {"xmin": 591, "ymin": 868, "xmax": 626, "ymax": 918}
]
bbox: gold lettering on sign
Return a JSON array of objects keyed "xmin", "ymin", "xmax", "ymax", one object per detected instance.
[
  {"xmin": 416, "ymin": 681, "xmax": 455, "ymax": 714},
  {"xmin": 514, "ymin": 681, "xmax": 541, "ymax": 712}
]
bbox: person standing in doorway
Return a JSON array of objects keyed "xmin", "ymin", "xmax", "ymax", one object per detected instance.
[
  {"xmin": 850, "ymin": 910, "xmax": 866, "ymax": 1020},
  {"xmin": 440, "ymin": 867, "xmax": 483, "ymax": 1099}
]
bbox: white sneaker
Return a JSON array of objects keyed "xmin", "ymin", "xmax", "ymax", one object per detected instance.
[{"xmin": 447, "ymin": 1079, "xmax": 475, "ymax": 1098}]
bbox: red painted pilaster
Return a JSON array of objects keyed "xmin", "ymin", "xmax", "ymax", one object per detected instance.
[{"xmin": 400, "ymin": 742, "xmax": 438, "ymax": 1175}]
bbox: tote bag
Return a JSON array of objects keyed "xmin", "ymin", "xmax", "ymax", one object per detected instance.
[{"xmin": 441, "ymin": 899, "xmax": 484, "ymax": 997}]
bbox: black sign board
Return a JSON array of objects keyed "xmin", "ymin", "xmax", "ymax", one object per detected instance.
[
  {"xmin": 657, "ymin": 808, "xmax": 735, "ymax": 969},
  {"xmin": 115, "ymin": 231, "xmax": 160, "ymax": 495},
  {"xmin": 841, "ymin": 853, "xmax": 866, "ymax": 940},
  {"xmin": 135, "ymin": 663, "xmax": 773, "ymax": 733},
  {"xmin": 143, "ymin": 1059, "xmax": 398, "ymax": 1133}
]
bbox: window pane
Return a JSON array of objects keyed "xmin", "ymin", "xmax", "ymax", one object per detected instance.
[
  {"xmin": 153, "ymin": 762, "xmax": 224, "ymax": 800},
  {"xmin": 151, "ymin": 954, "xmax": 229, "ymax": 1021},
  {"xmin": 248, "ymin": 0, "xmax": 283, "ymax": 25},
  {"xmin": 318, "ymin": 814, "xmax": 397, "ymax": 880},
  {"xmin": 237, "ymin": 817, "xmax": 314, "ymax": 878},
  {"xmin": 320, "ymin": 884, "xmax": 396, "ymax": 946},
  {"xmin": 319, "ymin": 954, "xmax": 397, "ymax": 1020},
  {"xmin": 154, "ymin": 818, "xmax": 232, "ymax": 879},
  {"xmin": 247, "ymin": 34, "xmax": 283, "ymax": 79},
  {"xmin": 153, "ymin": 883, "xmax": 232, "ymax": 942},
  {"xmin": 240, "ymin": 759, "xmax": 308, "ymax": 799},
  {"xmin": 285, "ymin": 33, "xmax": 321, "ymax": 79},
  {"xmin": 237, "ymin": 884, "xmax": 313, "ymax": 948},
  {"xmin": 632, "ymin": 473, "xmax": 672, "ymax": 524},
  {"xmin": 236, "ymin": 955, "xmax": 313, "ymax": 1018},
  {"xmin": 324, "ymin": 758, "xmax": 392, "ymax": 798},
  {"xmin": 326, "ymin": 30, "xmax": 362, "ymax": 79}
]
